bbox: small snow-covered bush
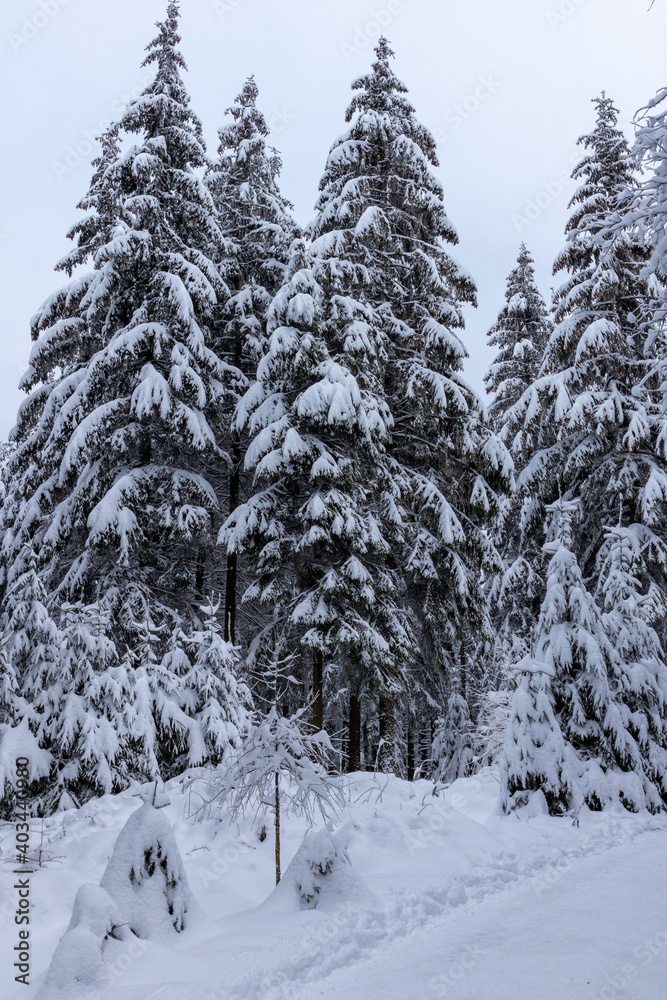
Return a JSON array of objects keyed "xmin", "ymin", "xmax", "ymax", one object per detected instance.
[
  {"xmin": 268, "ymin": 829, "xmax": 371, "ymax": 912},
  {"xmin": 100, "ymin": 794, "xmax": 194, "ymax": 937}
]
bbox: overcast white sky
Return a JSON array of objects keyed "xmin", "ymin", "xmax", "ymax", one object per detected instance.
[{"xmin": 0, "ymin": 0, "xmax": 665, "ymax": 440}]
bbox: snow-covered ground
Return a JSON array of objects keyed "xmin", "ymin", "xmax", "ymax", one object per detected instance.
[{"xmin": 2, "ymin": 769, "xmax": 667, "ymax": 1000}]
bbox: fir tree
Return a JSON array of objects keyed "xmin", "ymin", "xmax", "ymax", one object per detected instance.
[
  {"xmin": 221, "ymin": 240, "xmax": 414, "ymax": 757},
  {"xmin": 304, "ymin": 37, "xmax": 510, "ymax": 763},
  {"xmin": 206, "ymin": 76, "xmax": 296, "ymax": 644},
  {"xmin": 501, "ymin": 663, "xmax": 571, "ymax": 815},
  {"xmin": 2, "ymin": 2, "xmax": 231, "ymax": 632},
  {"xmin": 506, "ymin": 94, "xmax": 663, "ymax": 594},
  {"xmin": 595, "ymin": 524, "xmax": 667, "ymax": 810},
  {"xmin": 485, "ymin": 243, "xmax": 552, "ymax": 437},
  {"xmin": 432, "ymin": 690, "xmax": 474, "ymax": 786},
  {"xmin": 182, "ymin": 596, "xmax": 253, "ymax": 760},
  {"xmin": 625, "ymin": 85, "xmax": 667, "ymax": 330},
  {"xmin": 0, "ymin": 3, "xmax": 250, "ymax": 798},
  {"xmin": 502, "ymin": 498, "xmax": 667, "ymax": 815},
  {"xmin": 0, "ymin": 125, "xmax": 123, "ymax": 596},
  {"xmin": 46, "ymin": 598, "xmax": 131, "ymax": 809}
]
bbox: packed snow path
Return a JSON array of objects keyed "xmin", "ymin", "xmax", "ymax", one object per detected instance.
[
  {"xmin": 316, "ymin": 828, "xmax": 667, "ymax": 1000},
  {"xmin": 2, "ymin": 771, "xmax": 666, "ymax": 1000}
]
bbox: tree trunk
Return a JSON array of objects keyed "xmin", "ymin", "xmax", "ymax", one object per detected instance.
[
  {"xmin": 312, "ymin": 649, "xmax": 323, "ymax": 731},
  {"xmin": 195, "ymin": 549, "xmax": 205, "ymax": 601},
  {"xmin": 378, "ymin": 693, "xmax": 396, "ymax": 773},
  {"xmin": 347, "ymin": 692, "xmax": 361, "ymax": 772},
  {"xmin": 224, "ymin": 458, "xmax": 240, "ymax": 644},
  {"xmin": 274, "ymin": 770, "xmax": 281, "ymax": 885},
  {"xmin": 406, "ymin": 719, "xmax": 415, "ymax": 782},
  {"xmin": 419, "ymin": 722, "xmax": 432, "ymax": 778}
]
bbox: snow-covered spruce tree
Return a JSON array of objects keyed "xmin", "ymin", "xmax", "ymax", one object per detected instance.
[
  {"xmin": 625, "ymin": 85, "xmax": 667, "ymax": 330},
  {"xmin": 100, "ymin": 785, "xmax": 195, "ymax": 937},
  {"xmin": 482, "ymin": 245, "xmax": 552, "ymax": 710},
  {"xmin": 0, "ymin": 544, "xmax": 62, "ymax": 813},
  {"xmin": 502, "ymin": 498, "xmax": 667, "ymax": 814},
  {"xmin": 305, "ymin": 38, "xmax": 511, "ymax": 764},
  {"xmin": 43, "ymin": 598, "xmax": 133, "ymax": 810},
  {"xmin": 506, "ymin": 94, "xmax": 663, "ymax": 595},
  {"xmin": 0, "ymin": 4, "xmax": 248, "ymax": 797},
  {"xmin": 432, "ymin": 689, "xmax": 473, "ymax": 786},
  {"xmin": 181, "ymin": 596, "xmax": 252, "ymax": 760},
  {"xmin": 501, "ymin": 663, "xmax": 571, "ymax": 816},
  {"xmin": 3, "ymin": 3, "xmax": 231, "ymax": 635},
  {"xmin": 0, "ymin": 124, "xmax": 123, "ymax": 599},
  {"xmin": 206, "ymin": 76, "xmax": 297, "ymax": 643},
  {"xmin": 485, "ymin": 243, "xmax": 552, "ymax": 436},
  {"xmin": 595, "ymin": 525, "xmax": 667, "ymax": 809},
  {"xmin": 119, "ymin": 596, "xmax": 251, "ymax": 782},
  {"xmin": 221, "ymin": 239, "xmax": 415, "ymax": 768}
]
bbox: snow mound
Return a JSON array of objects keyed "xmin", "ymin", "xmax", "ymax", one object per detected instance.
[
  {"xmin": 38, "ymin": 885, "xmax": 126, "ymax": 999},
  {"xmin": 39, "ymin": 925, "xmax": 106, "ymax": 997},
  {"xmin": 67, "ymin": 883, "xmax": 127, "ymax": 939},
  {"xmin": 267, "ymin": 828, "xmax": 376, "ymax": 912},
  {"xmin": 99, "ymin": 801, "xmax": 196, "ymax": 937}
]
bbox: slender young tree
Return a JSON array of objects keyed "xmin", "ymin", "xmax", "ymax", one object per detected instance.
[
  {"xmin": 209, "ymin": 640, "xmax": 342, "ymax": 886},
  {"xmin": 206, "ymin": 76, "xmax": 297, "ymax": 643}
]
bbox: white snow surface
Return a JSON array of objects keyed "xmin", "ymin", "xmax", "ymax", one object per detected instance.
[{"xmin": 1, "ymin": 769, "xmax": 667, "ymax": 999}]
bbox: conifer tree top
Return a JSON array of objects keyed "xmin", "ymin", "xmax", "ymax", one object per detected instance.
[
  {"xmin": 346, "ymin": 36, "xmax": 438, "ymax": 166},
  {"xmin": 142, "ymin": 2, "xmax": 186, "ymax": 82},
  {"xmin": 563, "ymin": 93, "xmax": 633, "ymax": 241}
]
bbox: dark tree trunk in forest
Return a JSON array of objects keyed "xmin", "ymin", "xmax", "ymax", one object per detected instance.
[
  {"xmin": 312, "ymin": 649, "xmax": 323, "ymax": 731},
  {"xmin": 378, "ymin": 693, "xmax": 396, "ymax": 772},
  {"xmin": 347, "ymin": 691, "xmax": 361, "ymax": 772},
  {"xmin": 224, "ymin": 450, "xmax": 240, "ymax": 644},
  {"xmin": 195, "ymin": 549, "xmax": 205, "ymax": 601},
  {"xmin": 274, "ymin": 769, "xmax": 281, "ymax": 885},
  {"xmin": 406, "ymin": 720, "xmax": 415, "ymax": 781},
  {"xmin": 419, "ymin": 722, "xmax": 432, "ymax": 778}
]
